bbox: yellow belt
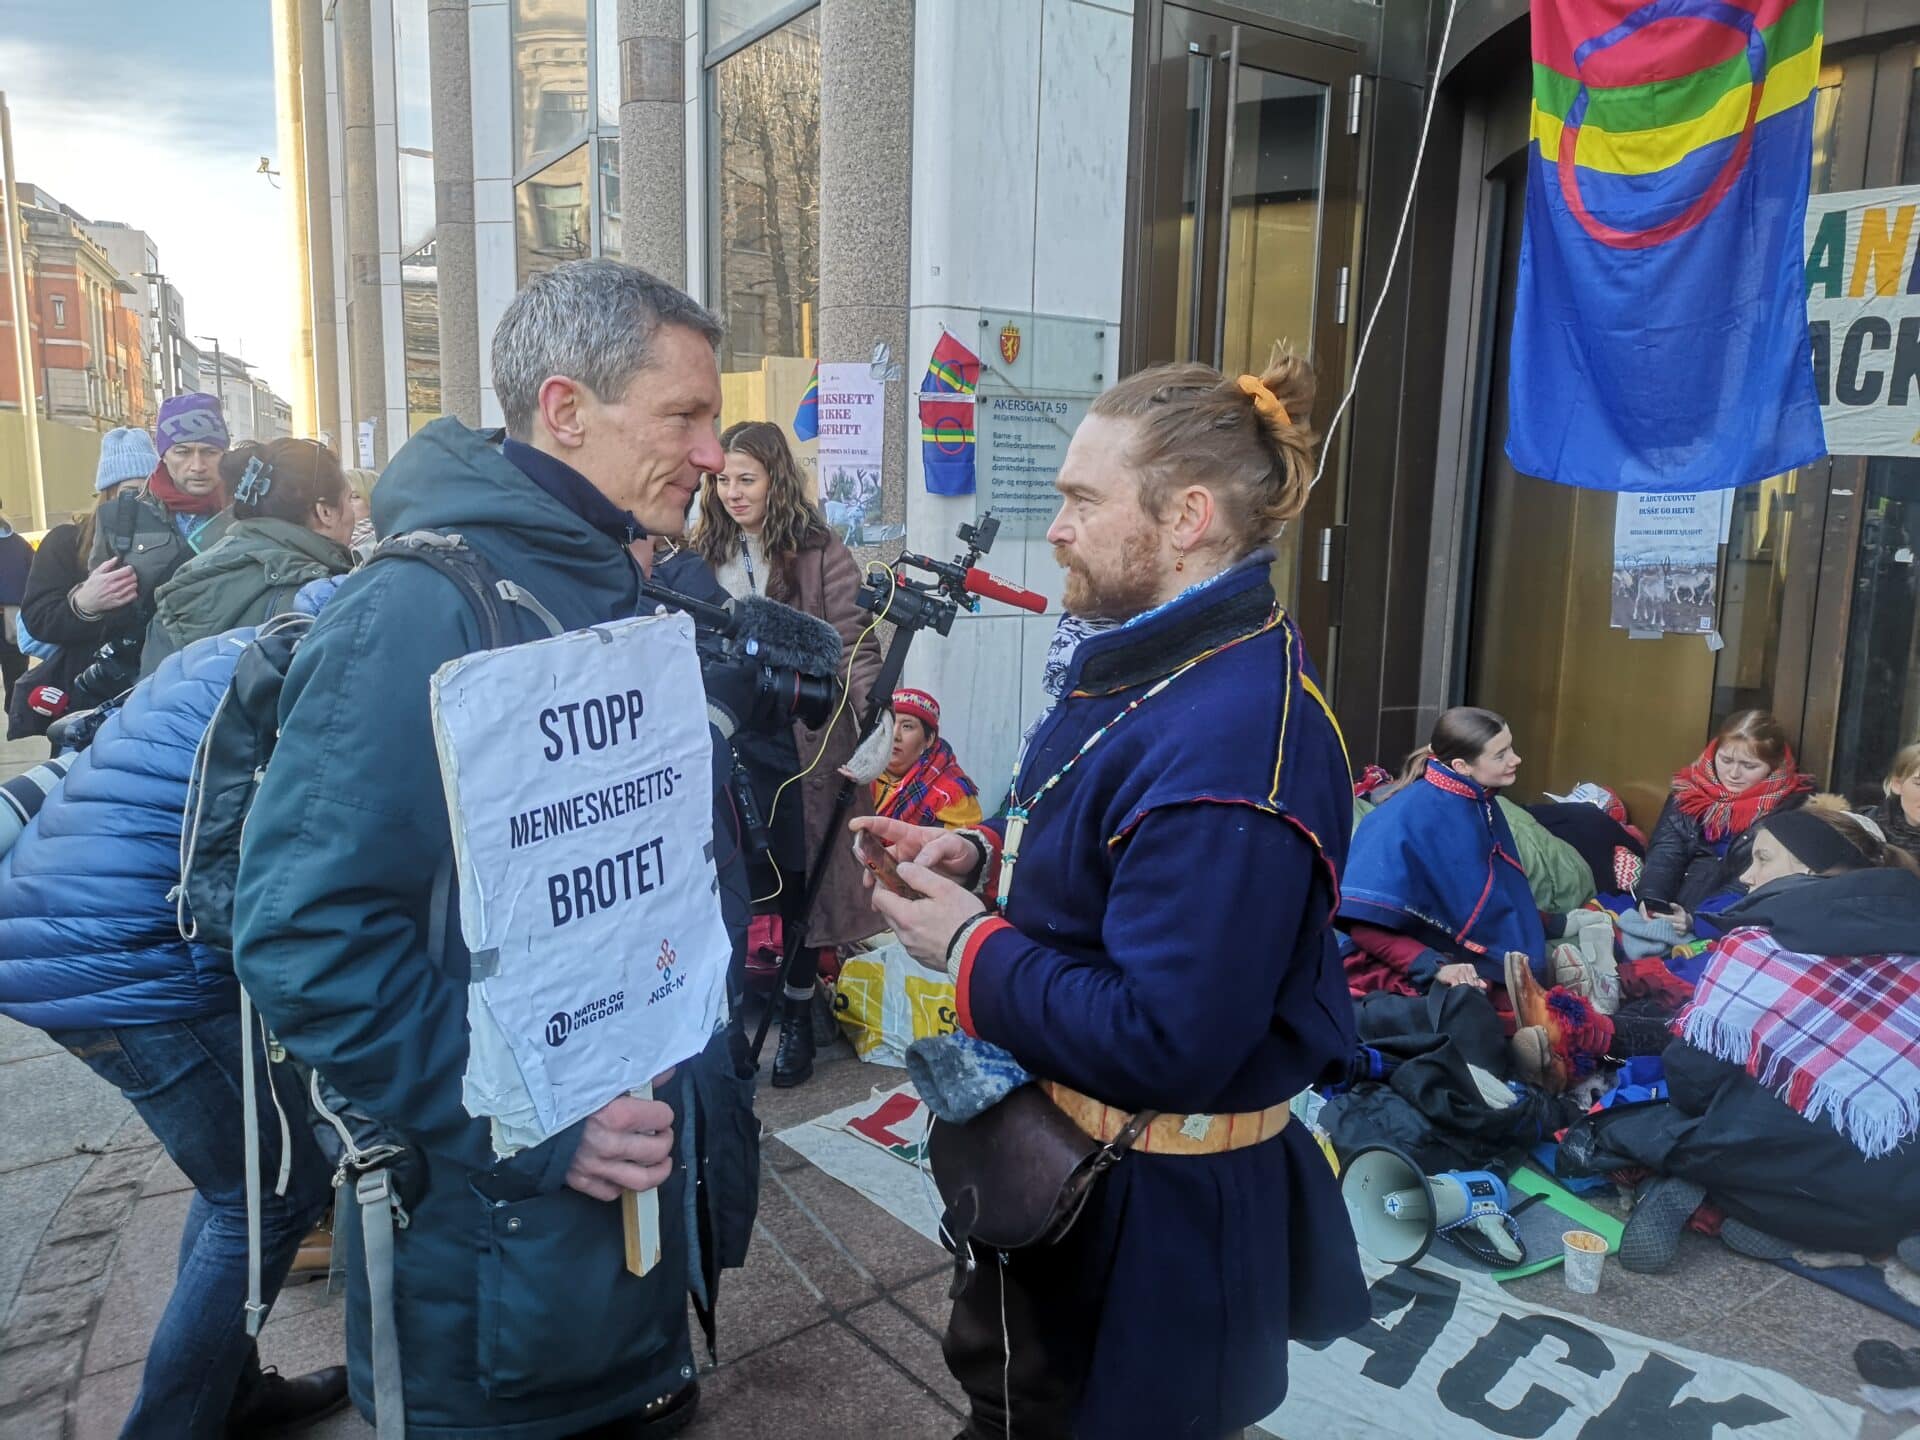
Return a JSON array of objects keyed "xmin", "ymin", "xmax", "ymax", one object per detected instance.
[{"xmin": 1041, "ymin": 1080, "xmax": 1292, "ymax": 1157}]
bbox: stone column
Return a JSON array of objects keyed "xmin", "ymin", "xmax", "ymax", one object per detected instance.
[
  {"xmin": 617, "ymin": 0, "xmax": 687, "ymax": 286},
  {"xmin": 818, "ymin": 0, "xmax": 913, "ymax": 540},
  {"xmin": 428, "ymin": 0, "xmax": 481, "ymax": 424},
  {"xmin": 300, "ymin": 0, "xmax": 342, "ymax": 449},
  {"xmin": 339, "ymin": 0, "xmax": 389, "ymax": 464}
]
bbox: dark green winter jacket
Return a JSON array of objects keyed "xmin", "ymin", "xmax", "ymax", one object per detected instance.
[
  {"xmin": 141, "ymin": 517, "xmax": 351, "ymax": 677},
  {"xmin": 233, "ymin": 421, "xmax": 752, "ymax": 1437}
]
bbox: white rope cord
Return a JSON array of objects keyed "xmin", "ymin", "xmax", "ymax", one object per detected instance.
[{"xmin": 1312, "ymin": 0, "xmax": 1465, "ymax": 491}]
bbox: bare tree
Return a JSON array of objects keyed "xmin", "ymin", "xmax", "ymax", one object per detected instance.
[{"xmin": 715, "ymin": 23, "xmax": 820, "ymax": 366}]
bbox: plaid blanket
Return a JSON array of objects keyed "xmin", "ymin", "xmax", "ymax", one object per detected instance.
[{"xmin": 1678, "ymin": 928, "xmax": 1920, "ymax": 1158}]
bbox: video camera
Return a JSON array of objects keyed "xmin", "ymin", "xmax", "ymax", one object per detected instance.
[
  {"xmin": 855, "ymin": 513, "xmax": 1047, "ymax": 635},
  {"xmin": 636, "ymin": 578, "xmax": 840, "ymax": 734}
]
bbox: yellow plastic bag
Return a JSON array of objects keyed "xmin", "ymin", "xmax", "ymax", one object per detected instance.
[{"xmin": 832, "ymin": 941, "xmax": 958, "ymax": 1066}]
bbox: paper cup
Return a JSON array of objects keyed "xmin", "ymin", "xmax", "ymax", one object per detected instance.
[{"xmin": 1562, "ymin": 1229, "xmax": 1607, "ymax": 1294}]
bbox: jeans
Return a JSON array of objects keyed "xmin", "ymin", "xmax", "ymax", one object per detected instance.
[{"xmin": 51, "ymin": 1013, "xmax": 333, "ymax": 1439}]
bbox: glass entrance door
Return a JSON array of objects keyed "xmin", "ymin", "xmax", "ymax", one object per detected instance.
[{"xmin": 1129, "ymin": 5, "xmax": 1361, "ymax": 672}]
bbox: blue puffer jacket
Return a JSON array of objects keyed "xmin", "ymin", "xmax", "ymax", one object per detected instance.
[{"xmin": 0, "ymin": 630, "xmax": 254, "ymax": 1030}]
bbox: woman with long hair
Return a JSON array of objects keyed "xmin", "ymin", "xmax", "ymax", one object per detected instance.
[
  {"xmin": 691, "ymin": 420, "xmax": 883, "ymax": 1086},
  {"xmin": 1639, "ymin": 708, "xmax": 1813, "ymax": 931},
  {"xmin": 1338, "ymin": 707, "xmax": 1614, "ymax": 1090}
]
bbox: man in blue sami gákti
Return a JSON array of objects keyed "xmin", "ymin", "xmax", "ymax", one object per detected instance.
[{"xmin": 857, "ymin": 359, "xmax": 1367, "ymax": 1438}]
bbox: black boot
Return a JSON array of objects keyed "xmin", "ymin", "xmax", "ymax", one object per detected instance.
[
  {"xmin": 226, "ymin": 1365, "xmax": 350, "ymax": 1437},
  {"xmin": 772, "ymin": 989, "xmax": 816, "ymax": 1088}
]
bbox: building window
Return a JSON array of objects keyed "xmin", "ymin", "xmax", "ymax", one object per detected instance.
[
  {"xmin": 515, "ymin": 0, "xmax": 591, "ymax": 172},
  {"xmin": 50, "ymin": 295, "xmax": 65, "ymax": 328},
  {"xmin": 403, "ymin": 243, "xmax": 442, "ymax": 432},
  {"xmin": 708, "ymin": 3, "xmax": 819, "ymax": 438},
  {"xmin": 598, "ymin": 136, "xmax": 622, "ymax": 259},
  {"xmin": 515, "ymin": 144, "xmax": 592, "ymax": 284},
  {"xmin": 512, "ymin": 0, "xmax": 620, "ymax": 279},
  {"xmin": 708, "ymin": 0, "xmax": 810, "ymax": 54},
  {"xmin": 395, "ymin": 0, "xmax": 436, "ymax": 255}
]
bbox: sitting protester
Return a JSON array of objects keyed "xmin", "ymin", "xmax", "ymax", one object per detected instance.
[
  {"xmin": 870, "ymin": 688, "xmax": 983, "ymax": 830},
  {"xmin": 0, "ymin": 630, "xmax": 346, "ymax": 1435},
  {"xmin": 1862, "ymin": 741, "xmax": 1920, "ymax": 864},
  {"xmin": 1339, "ymin": 707, "xmax": 1614, "ymax": 1091},
  {"xmin": 1639, "ymin": 709, "xmax": 1813, "ymax": 932},
  {"xmin": 141, "ymin": 439, "xmax": 356, "ymax": 676},
  {"xmin": 1354, "ymin": 763, "xmax": 1595, "ymax": 914},
  {"xmin": 5, "ymin": 430, "xmax": 159, "ymax": 739},
  {"xmin": 1586, "ymin": 804, "xmax": 1920, "ymax": 1270}
]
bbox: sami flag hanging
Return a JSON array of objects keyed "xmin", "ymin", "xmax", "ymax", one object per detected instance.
[
  {"xmin": 920, "ymin": 397, "xmax": 977, "ymax": 496},
  {"xmin": 792, "ymin": 364, "xmax": 820, "ymax": 442},
  {"xmin": 920, "ymin": 331, "xmax": 981, "ymax": 493},
  {"xmin": 1507, "ymin": 0, "xmax": 1829, "ymax": 493},
  {"xmin": 923, "ymin": 330, "xmax": 981, "ymax": 396}
]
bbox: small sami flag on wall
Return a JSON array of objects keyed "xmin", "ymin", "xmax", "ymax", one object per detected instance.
[
  {"xmin": 919, "ymin": 331, "xmax": 981, "ymax": 494},
  {"xmin": 1507, "ymin": 0, "xmax": 1828, "ymax": 493},
  {"xmin": 793, "ymin": 364, "xmax": 820, "ymax": 442}
]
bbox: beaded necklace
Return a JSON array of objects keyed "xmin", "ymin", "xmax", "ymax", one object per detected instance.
[{"xmin": 997, "ymin": 650, "xmax": 1211, "ymax": 911}]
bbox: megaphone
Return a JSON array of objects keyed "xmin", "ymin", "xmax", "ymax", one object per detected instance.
[{"xmin": 1340, "ymin": 1144, "xmax": 1519, "ymax": 1266}]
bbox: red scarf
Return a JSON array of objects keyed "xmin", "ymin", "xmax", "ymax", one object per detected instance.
[
  {"xmin": 1669, "ymin": 740, "xmax": 1811, "ymax": 842},
  {"xmin": 145, "ymin": 461, "xmax": 227, "ymax": 516}
]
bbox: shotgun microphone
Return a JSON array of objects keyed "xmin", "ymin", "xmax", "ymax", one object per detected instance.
[{"xmin": 962, "ymin": 567, "xmax": 1048, "ymax": 614}]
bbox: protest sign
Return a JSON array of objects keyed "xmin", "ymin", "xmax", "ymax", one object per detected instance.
[
  {"xmin": 1610, "ymin": 491, "xmax": 1728, "ymax": 634},
  {"xmin": 431, "ymin": 612, "xmax": 727, "ymax": 1155},
  {"xmin": 818, "ymin": 361, "xmax": 887, "ymax": 544},
  {"xmin": 1805, "ymin": 184, "xmax": 1920, "ymax": 457}
]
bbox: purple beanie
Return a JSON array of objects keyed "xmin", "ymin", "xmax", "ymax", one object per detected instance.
[{"xmin": 155, "ymin": 392, "xmax": 230, "ymax": 454}]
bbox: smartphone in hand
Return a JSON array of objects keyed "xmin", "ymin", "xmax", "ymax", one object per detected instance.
[{"xmin": 853, "ymin": 831, "xmax": 912, "ymax": 896}]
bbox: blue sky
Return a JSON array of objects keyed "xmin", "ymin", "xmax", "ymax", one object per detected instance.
[{"xmin": 0, "ymin": 0, "xmax": 293, "ymax": 394}]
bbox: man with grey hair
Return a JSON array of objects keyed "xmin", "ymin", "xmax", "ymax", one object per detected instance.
[{"xmin": 236, "ymin": 261, "xmax": 733, "ymax": 1437}]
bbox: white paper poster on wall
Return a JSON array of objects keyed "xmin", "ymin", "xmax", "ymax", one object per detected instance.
[
  {"xmin": 817, "ymin": 362, "xmax": 893, "ymax": 545},
  {"xmin": 1610, "ymin": 491, "xmax": 1729, "ymax": 634},
  {"xmin": 430, "ymin": 613, "xmax": 728, "ymax": 1154},
  {"xmin": 1805, "ymin": 183, "xmax": 1920, "ymax": 457}
]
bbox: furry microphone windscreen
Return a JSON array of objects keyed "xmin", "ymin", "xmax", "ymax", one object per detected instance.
[{"xmin": 725, "ymin": 595, "xmax": 846, "ymax": 679}]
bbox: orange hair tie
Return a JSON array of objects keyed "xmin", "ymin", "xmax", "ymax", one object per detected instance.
[{"xmin": 1236, "ymin": 374, "xmax": 1290, "ymax": 426}]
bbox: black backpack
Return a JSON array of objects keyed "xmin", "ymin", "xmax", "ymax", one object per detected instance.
[
  {"xmin": 179, "ymin": 529, "xmax": 550, "ymax": 951},
  {"xmin": 176, "ymin": 529, "xmax": 563, "ymax": 1409}
]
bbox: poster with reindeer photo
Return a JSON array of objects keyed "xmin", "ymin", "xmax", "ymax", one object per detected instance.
[{"xmin": 1610, "ymin": 491, "xmax": 1730, "ymax": 635}]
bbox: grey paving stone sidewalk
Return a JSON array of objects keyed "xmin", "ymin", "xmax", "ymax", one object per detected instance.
[{"xmin": 9, "ymin": 1029, "xmax": 1916, "ymax": 1439}]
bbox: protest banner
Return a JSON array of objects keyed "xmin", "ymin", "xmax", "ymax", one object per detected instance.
[
  {"xmin": 1805, "ymin": 183, "xmax": 1920, "ymax": 457},
  {"xmin": 783, "ymin": 1093, "xmax": 1865, "ymax": 1439},
  {"xmin": 430, "ymin": 611, "xmax": 728, "ymax": 1162}
]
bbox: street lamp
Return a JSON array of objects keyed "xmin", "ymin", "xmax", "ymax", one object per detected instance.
[{"xmin": 195, "ymin": 335, "xmax": 256, "ymax": 441}]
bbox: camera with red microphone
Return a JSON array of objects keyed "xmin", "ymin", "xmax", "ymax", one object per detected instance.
[{"xmin": 857, "ymin": 512, "xmax": 1047, "ymax": 636}]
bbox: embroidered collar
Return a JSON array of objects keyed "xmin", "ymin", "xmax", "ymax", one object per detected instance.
[
  {"xmin": 1068, "ymin": 548, "xmax": 1278, "ymax": 694},
  {"xmin": 1421, "ymin": 762, "xmax": 1488, "ymax": 803}
]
